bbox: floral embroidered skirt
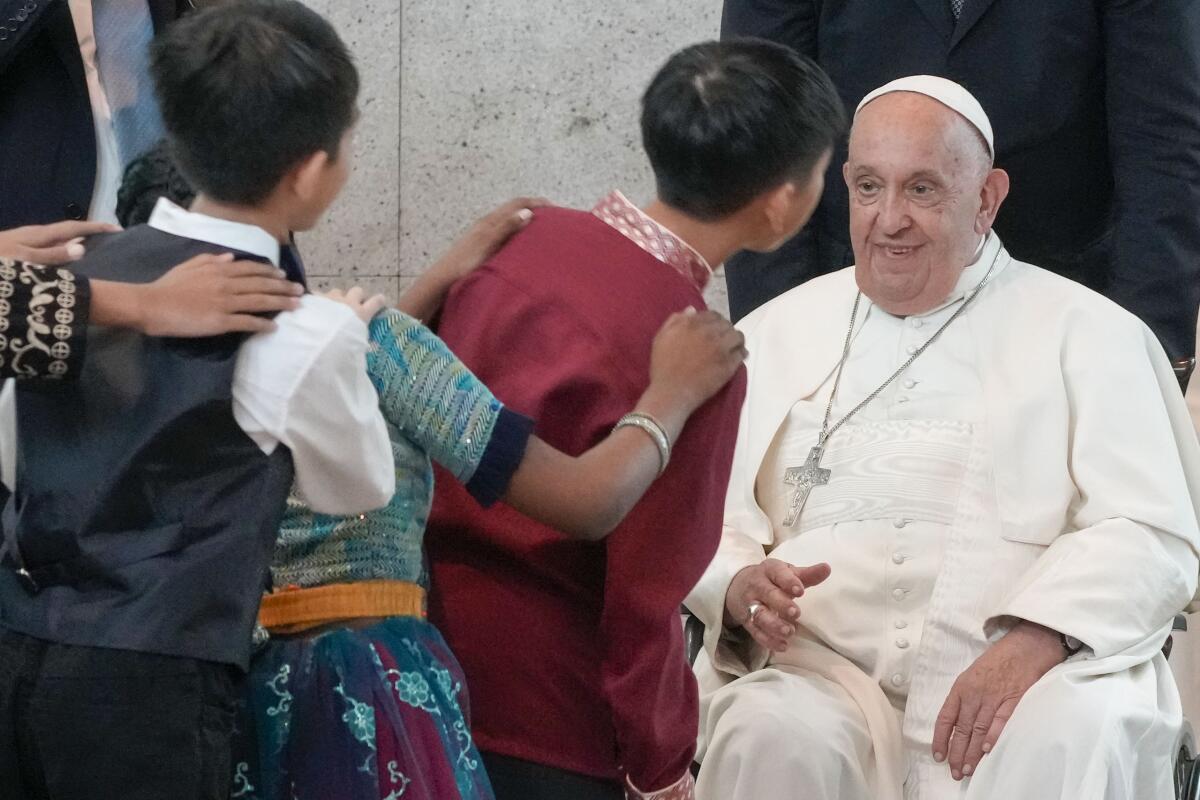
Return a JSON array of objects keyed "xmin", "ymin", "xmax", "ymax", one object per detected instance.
[{"xmin": 231, "ymin": 616, "xmax": 494, "ymax": 800}]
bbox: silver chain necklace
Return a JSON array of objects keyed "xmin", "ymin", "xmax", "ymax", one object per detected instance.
[{"xmin": 782, "ymin": 248, "xmax": 1001, "ymax": 527}]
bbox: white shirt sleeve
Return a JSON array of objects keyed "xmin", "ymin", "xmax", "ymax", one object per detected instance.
[{"xmin": 232, "ymin": 295, "xmax": 395, "ymax": 515}]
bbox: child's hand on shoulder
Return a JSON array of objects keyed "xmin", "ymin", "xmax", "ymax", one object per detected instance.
[
  {"xmin": 427, "ymin": 196, "xmax": 548, "ymax": 284},
  {"xmin": 322, "ymin": 285, "xmax": 389, "ymax": 322}
]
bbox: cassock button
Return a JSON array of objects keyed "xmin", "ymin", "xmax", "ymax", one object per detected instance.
[
  {"xmin": 894, "ymin": 620, "xmax": 908, "ymax": 629},
  {"xmin": 906, "ymin": 345, "xmax": 918, "ymax": 356},
  {"xmin": 892, "ymin": 588, "xmax": 908, "ymax": 601},
  {"xmin": 910, "ymin": 317, "xmax": 924, "ymax": 329},
  {"xmin": 64, "ymin": 202, "xmax": 84, "ymax": 220},
  {"xmin": 892, "ymin": 518, "xmax": 907, "ymax": 529},
  {"xmin": 896, "ymin": 638, "xmax": 910, "ymax": 649},
  {"xmin": 903, "ymin": 379, "xmax": 917, "ymax": 390},
  {"xmin": 892, "ymin": 552, "xmax": 906, "ymax": 564},
  {"xmin": 891, "ymin": 673, "xmax": 905, "ymax": 687}
]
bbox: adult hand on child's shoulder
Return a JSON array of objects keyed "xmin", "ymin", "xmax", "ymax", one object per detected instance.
[
  {"xmin": 323, "ymin": 285, "xmax": 389, "ymax": 323},
  {"xmin": 0, "ymin": 221, "xmax": 121, "ymax": 265}
]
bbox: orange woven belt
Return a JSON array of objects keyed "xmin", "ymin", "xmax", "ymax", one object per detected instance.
[{"xmin": 258, "ymin": 579, "xmax": 425, "ymax": 634}]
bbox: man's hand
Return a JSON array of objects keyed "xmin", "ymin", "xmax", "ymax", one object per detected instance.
[
  {"xmin": 932, "ymin": 620, "xmax": 1065, "ymax": 780},
  {"xmin": 723, "ymin": 558, "xmax": 831, "ymax": 652},
  {"xmin": 0, "ymin": 221, "xmax": 121, "ymax": 265},
  {"xmin": 92, "ymin": 253, "xmax": 304, "ymax": 336},
  {"xmin": 323, "ymin": 285, "xmax": 388, "ymax": 323}
]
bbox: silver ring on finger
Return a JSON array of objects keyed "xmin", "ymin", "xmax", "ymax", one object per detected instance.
[{"xmin": 747, "ymin": 602, "xmax": 764, "ymax": 624}]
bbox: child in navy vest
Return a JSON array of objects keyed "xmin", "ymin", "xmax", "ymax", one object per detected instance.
[{"xmin": 0, "ymin": 3, "xmax": 396, "ymax": 798}]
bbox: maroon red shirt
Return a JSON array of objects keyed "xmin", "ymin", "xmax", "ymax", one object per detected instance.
[{"xmin": 426, "ymin": 194, "xmax": 746, "ymax": 792}]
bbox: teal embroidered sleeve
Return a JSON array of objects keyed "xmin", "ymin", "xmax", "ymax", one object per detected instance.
[{"xmin": 366, "ymin": 310, "xmax": 532, "ymax": 505}]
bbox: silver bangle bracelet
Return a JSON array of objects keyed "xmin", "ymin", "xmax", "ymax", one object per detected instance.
[{"xmin": 615, "ymin": 412, "xmax": 672, "ymax": 477}]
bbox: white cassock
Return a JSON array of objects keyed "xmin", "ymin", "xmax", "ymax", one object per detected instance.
[{"xmin": 685, "ymin": 233, "xmax": 1200, "ymax": 800}]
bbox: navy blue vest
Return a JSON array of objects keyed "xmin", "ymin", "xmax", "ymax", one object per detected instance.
[{"xmin": 0, "ymin": 225, "xmax": 294, "ymax": 669}]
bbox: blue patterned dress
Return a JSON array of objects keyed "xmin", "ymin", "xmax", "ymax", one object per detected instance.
[{"xmin": 232, "ymin": 310, "xmax": 532, "ymax": 800}]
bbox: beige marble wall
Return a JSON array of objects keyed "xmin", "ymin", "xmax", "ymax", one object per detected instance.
[
  {"xmin": 300, "ymin": 0, "xmax": 727, "ymax": 314},
  {"xmin": 297, "ymin": 0, "xmax": 402, "ymax": 301}
]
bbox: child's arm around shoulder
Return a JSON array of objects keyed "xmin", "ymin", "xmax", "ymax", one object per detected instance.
[{"xmin": 232, "ymin": 291, "xmax": 395, "ymax": 515}]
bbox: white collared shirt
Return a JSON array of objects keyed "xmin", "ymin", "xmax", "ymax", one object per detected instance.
[
  {"xmin": 0, "ymin": 199, "xmax": 396, "ymax": 516},
  {"xmin": 67, "ymin": 0, "xmax": 122, "ymax": 224}
]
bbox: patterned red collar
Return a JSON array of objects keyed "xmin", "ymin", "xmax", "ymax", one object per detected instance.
[{"xmin": 592, "ymin": 191, "xmax": 712, "ymax": 294}]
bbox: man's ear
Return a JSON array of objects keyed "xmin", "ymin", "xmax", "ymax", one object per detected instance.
[
  {"xmin": 287, "ymin": 150, "xmax": 332, "ymax": 204},
  {"xmin": 762, "ymin": 182, "xmax": 798, "ymax": 237},
  {"xmin": 975, "ymin": 168, "xmax": 1010, "ymax": 235}
]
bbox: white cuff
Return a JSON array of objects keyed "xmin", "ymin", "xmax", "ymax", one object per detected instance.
[{"xmin": 625, "ymin": 771, "xmax": 695, "ymax": 800}]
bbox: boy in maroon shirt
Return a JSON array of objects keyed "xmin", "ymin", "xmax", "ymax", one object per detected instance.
[{"xmin": 426, "ymin": 40, "xmax": 846, "ymax": 800}]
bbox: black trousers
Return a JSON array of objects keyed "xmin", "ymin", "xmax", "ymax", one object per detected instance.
[
  {"xmin": 0, "ymin": 629, "xmax": 240, "ymax": 800},
  {"xmin": 483, "ymin": 751, "xmax": 624, "ymax": 800}
]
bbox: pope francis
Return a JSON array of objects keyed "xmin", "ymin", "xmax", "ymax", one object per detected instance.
[{"xmin": 685, "ymin": 75, "xmax": 1200, "ymax": 800}]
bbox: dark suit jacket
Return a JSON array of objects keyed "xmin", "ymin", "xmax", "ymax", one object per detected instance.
[
  {"xmin": 0, "ymin": 0, "xmax": 187, "ymax": 230},
  {"xmin": 722, "ymin": 0, "xmax": 1200, "ymax": 360}
]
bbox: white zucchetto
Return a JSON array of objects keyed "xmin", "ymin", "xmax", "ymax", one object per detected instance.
[{"xmin": 856, "ymin": 75, "xmax": 994, "ymax": 160}]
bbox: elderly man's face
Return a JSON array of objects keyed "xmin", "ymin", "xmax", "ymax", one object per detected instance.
[{"xmin": 844, "ymin": 93, "xmax": 1005, "ymax": 316}]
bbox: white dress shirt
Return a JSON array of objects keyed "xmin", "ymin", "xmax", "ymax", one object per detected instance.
[{"xmin": 0, "ymin": 199, "xmax": 395, "ymax": 516}]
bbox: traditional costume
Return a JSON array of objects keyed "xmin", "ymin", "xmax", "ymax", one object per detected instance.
[
  {"xmin": 426, "ymin": 194, "xmax": 746, "ymax": 799},
  {"xmin": 686, "ymin": 229, "xmax": 1200, "ymax": 799},
  {"xmin": 233, "ymin": 308, "xmax": 534, "ymax": 800}
]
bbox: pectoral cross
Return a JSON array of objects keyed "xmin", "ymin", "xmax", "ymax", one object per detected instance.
[{"xmin": 783, "ymin": 445, "xmax": 831, "ymax": 527}]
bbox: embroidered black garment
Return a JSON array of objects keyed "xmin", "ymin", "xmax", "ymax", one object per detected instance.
[{"xmin": 0, "ymin": 258, "xmax": 89, "ymax": 380}]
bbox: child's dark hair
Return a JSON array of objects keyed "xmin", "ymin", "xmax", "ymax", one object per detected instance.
[
  {"xmin": 150, "ymin": 0, "xmax": 359, "ymax": 205},
  {"xmin": 641, "ymin": 39, "xmax": 846, "ymax": 221}
]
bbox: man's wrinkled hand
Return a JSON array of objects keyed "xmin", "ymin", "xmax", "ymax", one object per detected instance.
[
  {"xmin": 932, "ymin": 620, "xmax": 1065, "ymax": 781},
  {"xmin": 723, "ymin": 558, "xmax": 831, "ymax": 652}
]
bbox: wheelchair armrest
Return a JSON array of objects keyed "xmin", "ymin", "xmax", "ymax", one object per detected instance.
[
  {"xmin": 683, "ymin": 610, "xmax": 705, "ymax": 666},
  {"xmin": 1175, "ymin": 613, "xmax": 1189, "ymax": 632}
]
